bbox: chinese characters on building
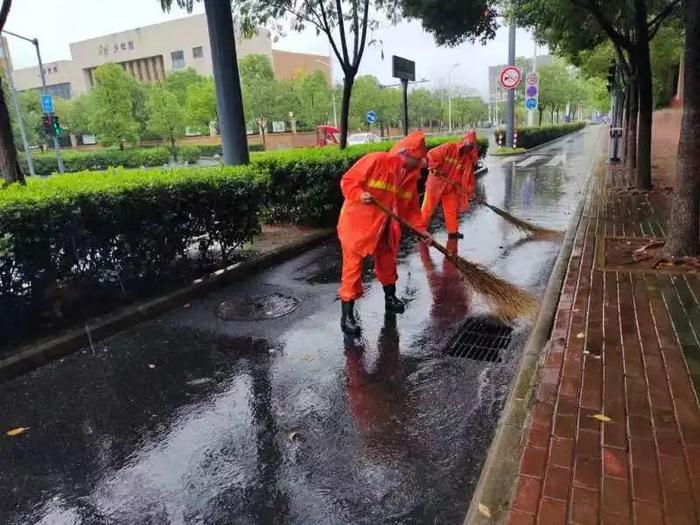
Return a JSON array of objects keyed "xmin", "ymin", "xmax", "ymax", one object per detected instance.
[{"xmin": 98, "ymin": 41, "xmax": 135, "ymax": 57}]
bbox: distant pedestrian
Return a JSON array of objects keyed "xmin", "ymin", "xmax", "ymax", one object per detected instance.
[
  {"xmin": 337, "ymin": 131, "xmax": 431, "ymax": 335},
  {"xmin": 420, "ymin": 131, "xmax": 479, "ymax": 238}
]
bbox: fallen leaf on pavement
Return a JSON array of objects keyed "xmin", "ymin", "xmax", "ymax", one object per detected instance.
[
  {"xmin": 183, "ymin": 303, "xmax": 192, "ymax": 309},
  {"xmin": 148, "ymin": 364, "xmax": 156, "ymax": 369},
  {"xmin": 591, "ymin": 414, "xmax": 612, "ymax": 422},
  {"xmin": 301, "ymin": 355, "xmax": 313, "ymax": 362},
  {"xmin": 6, "ymin": 427, "xmax": 29, "ymax": 436},
  {"xmin": 478, "ymin": 503, "xmax": 491, "ymax": 518},
  {"xmin": 576, "ymin": 332, "xmax": 584, "ymax": 339}
]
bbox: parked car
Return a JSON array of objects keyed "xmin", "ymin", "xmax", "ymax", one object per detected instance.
[{"xmin": 347, "ymin": 133, "xmax": 382, "ymax": 145}]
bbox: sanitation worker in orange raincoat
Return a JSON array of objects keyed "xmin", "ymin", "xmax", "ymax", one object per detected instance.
[
  {"xmin": 337, "ymin": 131, "xmax": 430, "ymax": 335},
  {"xmin": 420, "ymin": 130, "xmax": 480, "ymax": 239}
]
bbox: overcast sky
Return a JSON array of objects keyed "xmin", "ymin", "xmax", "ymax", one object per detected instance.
[{"xmin": 5, "ymin": 0, "xmax": 546, "ymax": 98}]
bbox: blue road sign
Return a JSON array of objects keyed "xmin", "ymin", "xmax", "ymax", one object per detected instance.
[
  {"xmin": 41, "ymin": 95, "xmax": 53, "ymax": 113},
  {"xmin": 525, "ymin": 98, "xmax": 538, "ymax": 110},
  {"xmin": 366, "ymin": 111, "xmax": 377, "ymax": 124}
]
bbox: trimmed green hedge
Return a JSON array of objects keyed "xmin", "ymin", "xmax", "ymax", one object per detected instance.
[
  {"xmin": 0, "ymin": 166, "xmax": 265, "ymax": 347},
  {"xmin": 22, "ymin": 147, "xmax": 172, "ymax": 176},
  {"xmin": 495, "ymin": 123, "xmax": 585, "ymax": 150}
]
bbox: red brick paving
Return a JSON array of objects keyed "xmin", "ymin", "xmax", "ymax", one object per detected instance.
[{"xmin": 506, "ymin": 157, "xmax": 700, "ymax": 524}]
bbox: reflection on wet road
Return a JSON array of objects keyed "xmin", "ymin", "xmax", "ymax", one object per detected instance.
[{"xmin": 0, "ymin": 128, "xmax": 604, "ymax": 524}]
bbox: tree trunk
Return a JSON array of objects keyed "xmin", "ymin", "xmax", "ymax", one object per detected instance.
[
  {"xmin": 622, "ymin": 85, "xmax": 630, "ymax": 162},
  {"xmin": 539, "ymin": 108, "xmax": 544, "ymax": 126},
  {"xmin": 339, "ymin": 74, "xmax": 355, "ymax": 149},
  {"xmin": 626, "ymin": 80, "xmax": 638, "ymax": 172},
  {"xmin": 666, "ymin": 0, "xmax": 700, "ymax": 256},
  {"xmin": 634, "ymin": 0, "xmax": 653, "ymax": 190},
  {"xmin": 0, "ymin": 82, "xmax": 24, "ymax": 185},
  {"xmin": 170, "ymin": 136, "xmax": 177, "ymax": 162}
]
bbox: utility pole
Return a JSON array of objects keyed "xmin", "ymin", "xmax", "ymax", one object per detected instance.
[
  {"xmin": 448, "ymin": 63, "xmax": 458, "ymax": 133},
  {"xmin": 401, "ymin": 79, "xmax": 409, "ymax": 136},
  {"xmin": 1, "ymin": 39, "xmax": 34, "ymax": 176},
  {"xmin": 505, "ymin": 23, "xmax": 516, "ymax": 147},
  {"xmin": 3, "ymin": 29, "xmax": 63, "ymax": 173},
  {"xmin": 203, "ymin": 0, "xmax": 249, "ymax": 165}
]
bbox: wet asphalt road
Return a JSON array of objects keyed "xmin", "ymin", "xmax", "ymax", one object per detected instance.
[{"xmin": 0, "ymin": 127, "xmax": 605, "ymax": 525}]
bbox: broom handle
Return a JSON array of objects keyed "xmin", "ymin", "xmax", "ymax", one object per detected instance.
[
  {"xmin": 430, "ymin": 169, "xmax": 483, "ymax": 204},
  {"xmin": 370, "ymin": 200, "xmax": 452, "ymax": 258}
]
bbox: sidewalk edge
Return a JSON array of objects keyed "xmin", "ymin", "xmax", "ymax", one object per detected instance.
[
  {"xmin": 0, "ymin": 228, "xmax": 335, "ymax": 383},
  {"xmin": 463, "ymin": 142, "xmax": 603, "ymax": 524}
]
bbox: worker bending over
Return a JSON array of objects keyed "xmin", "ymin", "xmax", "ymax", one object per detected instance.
[
  {"xmin": 337, "ymin": 131, "xmax": 430, "ymax": 335},
  {"xmin": 420, "ymin": 130, "xmax": 480, "ymax": 239}
]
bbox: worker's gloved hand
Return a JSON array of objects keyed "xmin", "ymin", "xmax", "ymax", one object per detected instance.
[
  {"xmin": 420, "ymin": 232, "xmax": 433, "ymax": 246},
  {"xmin": 360, "ymin": 192, "xmax": 373, "ymax": 204}
]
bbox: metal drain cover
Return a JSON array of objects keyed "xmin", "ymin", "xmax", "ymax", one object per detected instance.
[
  {"xmin": 445, "ymin": 316, "xmax": 513, "ymax": 362},
  {"xmin": 216, "ymin": 293, "xmax": 299, "ymax": 321}
]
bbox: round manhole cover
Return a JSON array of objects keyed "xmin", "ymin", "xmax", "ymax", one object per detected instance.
[{"xmin": 216, "ymin": 293, "xmax": 299, "ymax": 321}]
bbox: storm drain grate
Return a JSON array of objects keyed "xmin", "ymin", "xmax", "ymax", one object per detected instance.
[
  {"xmin": 216, "ymin": 293, "xmax": 299, "ymax": 321},
  {"xmin": 445, "ymin": 316, "xmax": 513, "ymax": 362}
]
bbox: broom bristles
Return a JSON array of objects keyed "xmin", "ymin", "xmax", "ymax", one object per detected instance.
[
  {"xmin": 450, "ymin": 252, "xmax": 538, "ymax": 323},
  {"xmin": 483, "ymin": 203, "xmax": 562, "ymax": 239}
]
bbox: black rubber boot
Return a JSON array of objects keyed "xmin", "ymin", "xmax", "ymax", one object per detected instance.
[
  {"xmin": 340, "ymin": 301, "xmax": 361, "ymax": 335},
  {"xmin": 383, "ymin": 285, "xmax": 406, "ymax": 314},
  {"xmin": 448, "ymin": 232, "xmax": 464, "ymax": 239}
]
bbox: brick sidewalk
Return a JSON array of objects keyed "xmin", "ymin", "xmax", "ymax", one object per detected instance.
[{"xmin": 507, "ymin": 163, "xmax": 700, "ymax": 524}]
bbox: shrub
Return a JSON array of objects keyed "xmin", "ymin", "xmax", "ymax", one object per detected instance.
[
  {"xmin": 253, "ymin": 135, "xmax": 489, "ymax": 226},
  {"xmin": 494, "ymin": 123, "xmax": 585, "ymax": 150},
  {"xmin": 178, "ymin": 145, "xmax": 202, "ymax": 164},
  {"xmin": 0, "ymin": 166, "xmax": 266, "ymax": 349},
  {"xmin": 21, "ymin": 147, "xmax": 172, "ymax": 175}
]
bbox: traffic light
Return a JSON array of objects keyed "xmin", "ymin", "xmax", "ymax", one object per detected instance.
[
  {"xmin": 41, "ymin": 114, "xmax": 53, "ymax": 136},
  {"xmin": 606, "ymin": 64, "xmax": 616, "ymax": 93},
  {"xmin": 51, "ymin": 115, "xmax": 62, "ymax": 137}
]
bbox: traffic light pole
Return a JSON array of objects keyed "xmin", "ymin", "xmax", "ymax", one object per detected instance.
[{"xmin": 34, "ymin": 40, "xmax": 64, "ymax": 173}]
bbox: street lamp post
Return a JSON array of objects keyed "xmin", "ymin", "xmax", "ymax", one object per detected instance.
[
  {"xmin": 447, "ymin": 63, "xmax": 458, "ymax": 133},
  {"xmin": 3, "ymin": 29, "xmax": 64, "ymax": 173}
]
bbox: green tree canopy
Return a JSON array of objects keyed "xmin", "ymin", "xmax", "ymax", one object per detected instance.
[
  {"xmin": 147, "ymin": 85, "xmax": 186, "ymax": 157},
  {"xmin": 89, "ymin": 64, "xmax": 140, "ymax": 147}
]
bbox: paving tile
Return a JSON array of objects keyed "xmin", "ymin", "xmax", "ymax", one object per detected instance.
[
  {"xmin": 542, "ymin": 465, "xmax": 571, "ymax": 502},
  {"xmin": 569, "ymin": 486, "xmax": 599, "ymax": 525},
  {"xmin": 630, "ymin": 438, "xmax": 658, "ymax": 471},
  {"xmin": 664, "ymin": 490, "xmax": 698, "ymax": 525},
  {"xmin": 573, "ymin": 455, "xmax": 602, "ymax": 491},
  {"xmin": 554, "ymin": 415, "xmax": 576, "ymax": 440},
  {"xmin": 628, "ymin": 414, "xmax": 654, "ymax": 440},
  {"xmin": 521, "ymin": 445, "xmax": 548, "ymax": 479},
  {"xmin": 601, "ymin": 477, "xmax": 630, "ymax": 518},
  {"xmin": 631, "ymin": 466, "xmax": 662, "ymax": 503},
  {"xmin": 632, "ymin": 501, "xmax": 664, "ymax": 525},
  {"xmin": 508, "ymin": 509, "xmax": 535, "ymax": 525},
  {"xmin": 549, "ymin": 437, "xmax": 574, "ymax": 469},
  {"xmin": 527, "ymin": 427, "xmax": 550, "ymax": 450},
  {"xmin": 660, "ymin": 455, "xmax": 692, "ymax": 492},
  {"xmin": 576, "ymin": 429, "xmax": 602, "ymax": 458},
  {"xmin": 602, "ymin": 447, "xmax": 629, "ymax": 479},
  {"xmin": 512, "ymin": 475, "xmax": 542, "ymax": 515},
  {"xmin": 536, "ymin": 497, "xmax": 566, "ymax": 525}
]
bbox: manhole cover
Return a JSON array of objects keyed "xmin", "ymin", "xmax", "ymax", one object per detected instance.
[
  {"xmin": 216, "ymin": 293, "xmax": 299, "ymax": 321},
  {"xmin": 445, "ymin": 316, "xmax": 513, "ymax": 362}
]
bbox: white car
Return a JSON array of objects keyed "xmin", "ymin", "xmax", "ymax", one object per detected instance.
[{"xmin": 347, "ymin": 133, "xmax": 382, "ymax": 145}]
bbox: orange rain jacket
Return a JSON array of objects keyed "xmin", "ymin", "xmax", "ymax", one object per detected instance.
[
  {"xmin": 337, "ymin": 133, "xmax": 426, "ymax": 256},
  {"xmin": 425, "ymin": 131, "xmax": 479, "ymax": 212}
]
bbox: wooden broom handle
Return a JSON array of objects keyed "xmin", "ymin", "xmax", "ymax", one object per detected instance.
[
  {"xmin": 370, "ymin": 200, "xmax": 451, "ymax": 258},
  {"xmin": 430, "ymin": 170, "xmax": 483, "ymax": 204}
]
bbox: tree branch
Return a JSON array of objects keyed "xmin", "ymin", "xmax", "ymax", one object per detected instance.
[
  {"xmin": 335, "ymin": 0, "xmax": 351, "ymax": 65},
  {"xmin": 647, "ymin": 0, "xmax": 681, "ymax": 33},
  {"xmin": 583, "ymin": 0, "xmax": 633, "ymax": 50},
  {"xmin": 352, "ymin": 0, "xmax": 359, "ymax": 63},
  {"xmin": 0, "ymin": 0, "xmax": 12, "ymax": 32},
  {"xmin": 318, "ymin": 1, "xmax": 346, "ymax": 68},
  {"xmin": 352, "ymin": 0, "xmax": 370, "ymax": 70}
]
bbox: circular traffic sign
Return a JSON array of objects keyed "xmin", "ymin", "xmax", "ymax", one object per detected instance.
[
  {"xmin": 526, "ymin": 86, "xmax": 538, "ymax": 97},
  {"xmin": 366, "ymin": 111, "xmax": 377, "ymax": 124},
  {"xmin": 499, "ymin": 66, "xmax": 522, "ymax": 90},
  {"xmin": 525, "ymin": 98, "xmax": 538, "ymax": 110},
  {"xmin": 526, "ymin": 73, "xmax": 540, "ymax": 86}
]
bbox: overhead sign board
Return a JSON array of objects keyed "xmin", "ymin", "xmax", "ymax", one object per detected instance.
[
  {"xmin": 41, "ymin": 95, "xmax": 53, "ymax": 114},
  {"xmin": 498, "ymin": 66, "xmax": 522, "ymax": 90},
  {"xmin": 392, "ymin": 55, "xmax": 415, "ymax": 81}
]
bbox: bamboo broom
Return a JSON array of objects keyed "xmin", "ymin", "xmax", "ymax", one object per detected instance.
[
  {"xmin": 372, "ymin": 200, "xmax": 537, "ymax": 323},
  {"xmin": 431, "ymin": 170, "xmax": 562, "ymax": 241}
]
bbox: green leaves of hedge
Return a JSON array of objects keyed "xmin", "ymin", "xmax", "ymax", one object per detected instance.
[{"xmin": 495, "ymin": 123, "xmax": 585, "ymax": 150}]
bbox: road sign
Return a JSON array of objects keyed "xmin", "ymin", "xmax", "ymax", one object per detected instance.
[
  {"xmin": 524, "ymin": 72, "xmax": 540, "ymax": 111},
  {"xmin": 41, "ymin": 95, "xmax": 53, "ymax": 113},
  {"xmin": 366, "ymin": 111, "xmax": 377, "ymax": 124},
  {"xmin": 392, "ymin": 55, "xmax": 415, "ymax": 81},
  {"xmin": 498, "ymin": 66, "xmax": 522, "ymax": 90}
]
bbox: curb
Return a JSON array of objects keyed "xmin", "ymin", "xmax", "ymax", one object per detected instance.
[
  {"xmin": 463, "ymin": 130, "xmax": 604, "ymax": 524},
  {"xmin": 491, "ymin": 127, "xmax": 588, "ymax": 163},
  {"xmin": 0, "ymin": 228, "xmax": 335, "ymax": 383}
]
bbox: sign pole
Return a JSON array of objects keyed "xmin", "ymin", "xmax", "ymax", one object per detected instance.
[
  {"xmin": 505, "ymin": 23, "xmax": 516, "ymax": 148},
  {"xmin": 34, "ymin": 39, "xmax": 64, "ymax": 174},
  {"xmin": 401, "ymin": 79, "xmax": 409, "ymax": 136}
]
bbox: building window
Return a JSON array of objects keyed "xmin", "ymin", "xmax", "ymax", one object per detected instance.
[
  {"xmin": 171, "ymin": 50, "xmax": 185, "ymax": 69},
  {"xmin": 192, "ymin": 46, "xmax": 203, "ymax": 59}
]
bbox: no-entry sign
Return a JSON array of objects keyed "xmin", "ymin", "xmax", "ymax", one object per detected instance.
[{"xmin": 499, "ymin": 66, "xmax": 522, "ymax": 90}]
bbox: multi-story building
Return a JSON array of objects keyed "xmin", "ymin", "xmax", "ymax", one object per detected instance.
[{"xmin": 11, "ymin": 13, "xmax": 331, "ymax": 99}]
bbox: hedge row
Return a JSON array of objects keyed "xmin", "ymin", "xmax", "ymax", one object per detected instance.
[
  {"xmin": 21, "ymin": 143, "xmax": 268, "ymax": 175},
  {"xmin": 495, "ymin": 123, "xmax": 586, "ymax": 150},
  {"xmin": 0, "ymin": 166, "xmax": 266, "ymax": 348}
]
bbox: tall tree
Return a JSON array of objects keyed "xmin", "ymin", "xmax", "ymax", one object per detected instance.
[
  {"xmin": 185, "ymin": 77, "xmax": 218, "ymax": 133},
  {"xmin": 163, "ymin": 67, "xmax": 206, "ymax": 105},
  {"xmin": 665, "ymin": 0, "xmax": 700, "ymax": 256},
  {"xmin": 288, "ymin": 70, "xmax": 331, "ymax": 128},
  {"xmin": 239, "ymin": 54, "xmax": 283, "ymax": 147},
  {"xmin": 0, "ymin": 0, "xmax": 24, "ymax": 185},
  {"xmin": 146, "ymin": 86, "xmax": 186, "ymax": 159},
  {"xmin": 89, "ymin": 64, "xmax": 140, "ymax": 148}
]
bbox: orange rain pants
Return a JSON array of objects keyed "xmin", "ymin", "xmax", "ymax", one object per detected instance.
[{"xmin": 421, "ymin": 189, "xmax": 460, "ymax": 234}]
